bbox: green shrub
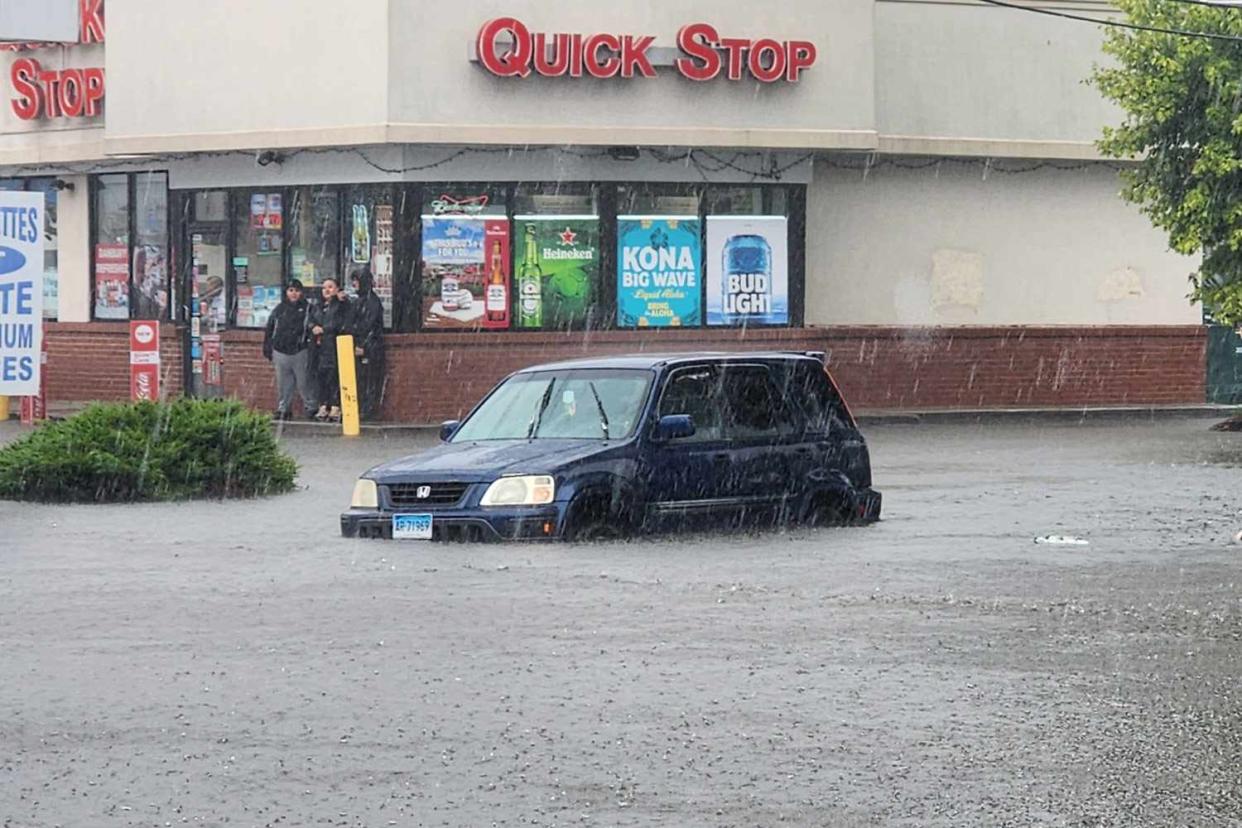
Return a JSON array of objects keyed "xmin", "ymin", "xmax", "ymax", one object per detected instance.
[{"xmin": 0, "ymin": 399, "xmax": 298, "ymax": 503}]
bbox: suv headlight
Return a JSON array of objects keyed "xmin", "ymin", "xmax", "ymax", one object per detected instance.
[
  {"xmin": 480, "ymin": 475, "xmax": 555, "ymax": 506},
  {"xmin": 351, "ymin": 478, "xmax": 378, "ymax": 508}
]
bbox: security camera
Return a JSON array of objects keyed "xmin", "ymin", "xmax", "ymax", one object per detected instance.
[{"xmin": 255, "ymin": 150, "xmax": 283, "ymax": 167}]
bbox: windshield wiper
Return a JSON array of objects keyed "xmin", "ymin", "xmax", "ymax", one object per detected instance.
[
  {"xmin": 587, "ymin": 381, "xmax": 610, "ymax": 440},
  {"xmin": 527, "ymin": 379, "xmax": 557, "ymax": 439}
]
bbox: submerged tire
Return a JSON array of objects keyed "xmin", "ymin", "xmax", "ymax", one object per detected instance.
[{"xmin": 565, "ymin": 494, "xmax": 629, "ymax": 542}]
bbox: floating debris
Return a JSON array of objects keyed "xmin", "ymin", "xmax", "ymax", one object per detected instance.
[{"xmin": 1034, "ymin": 535, "xmax": 1089, "ymax": 546}]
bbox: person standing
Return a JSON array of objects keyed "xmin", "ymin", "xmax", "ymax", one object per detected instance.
[
  {"xmin": 309, "ymin": 276, "xmax": 353, "ymax": 423},
  {"xmin": 262, "ymin": 279, "xmax": 317, "ymax": 420},
  {"xmin": 350, "ymin": 269, "xmax": 386, "ymax": 421}
]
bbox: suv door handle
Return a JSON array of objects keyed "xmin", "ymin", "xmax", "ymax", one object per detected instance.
[{"xmin": 712, "ymin": 452, "xmax": 731, "ymax": 463}]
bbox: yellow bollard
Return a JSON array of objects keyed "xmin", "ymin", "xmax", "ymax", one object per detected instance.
[
  {"xmin": 0, "ymin": 395, "xmax": 8, "ymax": 421},
  {"xmin": 335, "ymin": 334, "xmax": 361, "ymax": 437}
]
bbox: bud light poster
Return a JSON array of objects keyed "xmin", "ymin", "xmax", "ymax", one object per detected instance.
[
  {"xmin": 513, "ymin": 216, "xmax": 599, "ymax": 330},
  {"xmin": 706, "ymin": 216, "xmax": 788, "ymax": 326},
  {"xmin": 0, "ymin": 191, "xmax": 44, "ymax": 395},
  {"xmin": 617, "ymin": 216, "xmax": 701, "ymax": 328}
]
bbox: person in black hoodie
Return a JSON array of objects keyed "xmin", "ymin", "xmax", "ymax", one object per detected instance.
[
  {"xmin": 310, "ymin": 276, "xmax": 353, "ymax": 422},
  {"xmin": 262, "ymin": 279, "xmax": 317, "ymax": 420},
  {"xmin": 349, "ymin": 269, "xmax": 386, "ymax": 421}
]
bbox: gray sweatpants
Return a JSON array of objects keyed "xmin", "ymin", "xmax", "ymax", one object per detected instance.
[{"xmin": 274, "ymin": 349, "xmax": 316, "ymax": 415}]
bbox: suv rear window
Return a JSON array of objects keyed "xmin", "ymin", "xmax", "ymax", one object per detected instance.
[{"xmin": 788, "ymin": 361, "xmax": 853, "ymax": 433}]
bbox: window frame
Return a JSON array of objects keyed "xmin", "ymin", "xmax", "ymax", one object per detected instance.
[
  {"xmin": 170, "ymin": 180, "xmax": 808, "ymax": 334},
  {"xmin": 89, "ymin": 170, "xmax": 173, "ymax": 322}
]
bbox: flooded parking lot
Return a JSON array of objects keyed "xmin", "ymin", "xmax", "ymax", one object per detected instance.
[{"xmin": 2, "ymin": 415, "xmax": 1240, "ymax": 826}]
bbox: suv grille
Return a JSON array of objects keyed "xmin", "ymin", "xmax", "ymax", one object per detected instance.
[{"xmin": 387, "ymin": 483, "xmax": 470, "ymax": 508}]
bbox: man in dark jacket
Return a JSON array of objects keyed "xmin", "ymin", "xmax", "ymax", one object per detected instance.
[
  {"xmin": 350, "ymin": 269, "xmax": 386, "ymax": 421},
  {"xmin": 262, "ymin": 279, "xmax": 316, "ymax": 420},
  {"xmin": 310, "ymin": 276, "xmax": 352, "ymax": 422}
]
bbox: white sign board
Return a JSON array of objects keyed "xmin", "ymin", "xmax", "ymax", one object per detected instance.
[
  {"xmin": 0, "ymin": 190, "xmax": 44, "ymax": 395},
  {"xmin": 0, "ymin": 0, "xmax": 77, "ymax": 43}
]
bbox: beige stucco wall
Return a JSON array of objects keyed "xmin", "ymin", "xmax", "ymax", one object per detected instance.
[
  {"xmin": 55, "ymin": 173, "xmax": 90, "ymax": 322},
  {"xmin": 873, "ymin": 0, "xmax": 1118, "ymax": 159},
  {"xmin": 385, "ymin": 0, "xmax": 875, "ymax": 149},
  {"xmin": 103, "ymin": 0, "xmax": 390, "ymax": 154},
  {"xmin": 804, "ymin": 159, "xmax": 1201, "ymax": 326},
  {"xmin": 10, "ymin": 0, "xmax": 1128, "ymax": 160}
]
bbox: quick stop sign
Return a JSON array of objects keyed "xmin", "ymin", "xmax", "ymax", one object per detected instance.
[
  {"xmin": 474, "ymin": 19, "xmax": 816, "ymax": 83},
  {"xmin": 129, "ymin": 320, "xmax": 160, "ymax": 401}
]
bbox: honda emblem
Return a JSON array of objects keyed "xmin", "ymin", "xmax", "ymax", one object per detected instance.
[{"xmin": 416, "ymin": 485, "xmax": 432, "ymax": 499}]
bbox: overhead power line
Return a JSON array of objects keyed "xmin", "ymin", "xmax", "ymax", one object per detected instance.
[{"xmin": 976, "ymin": 0, "xmax": 1242, "ymax": 42}]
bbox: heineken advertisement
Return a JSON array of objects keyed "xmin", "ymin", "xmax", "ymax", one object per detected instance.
[
  {"xmin": 616, "ymin": 215, "xmax": 702, "ymax": 327},
  {"xmin": 513, "ymin": 215, "xmax": 598, "ymax": 329},
  {"xmin": 705, "ymin": 215, "xmax": 789, "ymax": 326}
]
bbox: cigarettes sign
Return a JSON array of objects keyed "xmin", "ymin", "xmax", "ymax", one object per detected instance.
[
  {"xmin": 0, "ymin": 191, "xmax": 45, "ymax": 396},
  {"xmin": 473, "ymin": 19, "xmax": 816, "ymax": 84}
]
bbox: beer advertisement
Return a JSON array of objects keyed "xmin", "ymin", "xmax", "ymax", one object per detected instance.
[
  {"xmin": 706, "ymin": 216, "xmax": 789, "ymax": 326},
  {"xmin": 420, "ymin": 216, "xmax": 510, "ymax": 330},
  {"xmin": 513, "ymin": 215, "xmax": 599, "ymax": 330},
  {"xmin": 616, "ymin": 216, "xmax": 701, "ymax": 328},
  {"xmin": 373, "ymin": 204, "xmax": 395, "ymax": 328}
]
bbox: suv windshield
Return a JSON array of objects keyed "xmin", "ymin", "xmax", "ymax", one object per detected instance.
[{"xmin": 451, "ymin": 369, "xmax": 654, "ymax": 442}]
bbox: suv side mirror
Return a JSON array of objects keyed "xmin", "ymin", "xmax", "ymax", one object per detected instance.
[
  {"xmin": 439, "ymin": 420, "xmax": 461, "ymax": 442},
  {"xmin": 654, "ymin": 414, "xmax": 695, "ymax": 441}
]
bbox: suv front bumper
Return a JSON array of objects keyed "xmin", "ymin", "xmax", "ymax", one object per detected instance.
[{"xmin": 340, "ymin": 504, "xmax": 568, "ymax": 542}]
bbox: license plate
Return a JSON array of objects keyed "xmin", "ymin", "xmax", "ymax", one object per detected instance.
[{"xmin": 392, "ymin": 513, "xmax": 432, "ymax": 540}]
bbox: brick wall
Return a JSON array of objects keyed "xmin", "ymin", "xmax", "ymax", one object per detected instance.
[
  {"xmin": 43, "ymin": 322, "xmax": 184, "ymax": 404},
  {"xmin": 41, "ymin": 324, "xmax": 1206, "ymax": 421}
]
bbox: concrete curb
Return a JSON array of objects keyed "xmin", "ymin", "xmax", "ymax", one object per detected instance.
[
  {"xmin": 265, "ymin": 404, "xmax": 1240, "ymax": 438},
  {"xmin": 853, "ymin": 404, "xmax": 1238, "ymax": 426},
  {"xmin": 9, "ymin": 402, "xmax": 1237, "ymax": 438}
]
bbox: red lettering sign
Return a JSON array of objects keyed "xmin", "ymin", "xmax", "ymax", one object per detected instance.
[
  {"xmin": 5, "ymin": 0, "xmax": 105, "ymax": 120},
  {"xmin": 80, "ymin": 0, "xmax": 105, "ymax": 45},
  {"xmin": 474, "ymin": 19, "xmax": 813, "ymax": 83},
  {"xmin": 10, "ymin": 57, "xmax": 104, "ymax": 121}
]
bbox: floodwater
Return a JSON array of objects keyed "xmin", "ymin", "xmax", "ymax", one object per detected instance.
[{"xmin": 1, "ymin": 416, "xmax": 1240, "ymax": 826}]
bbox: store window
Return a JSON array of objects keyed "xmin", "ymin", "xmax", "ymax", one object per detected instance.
[
  {"xmin": 703, "ymin": 185, "xmax": 792, "ymax": 328},
  {"xmin": 231, "ymin": 190, "xmax": 284, "ymax": 328},
  {"xmin": 344, "ymin": 185, "xmax": 396, "ymax": 328},
  {"xmin": 1, "ymin": 178, "xmax": 58, "ymax": 320},
  {"xmin": 418, "ymin": 185, "xmax": 508, "ymax": 331},
  {"xmin": 616, "ymin": 184, "xmax": 704, "ymax": 328},
  {"xmin": 133, "ymin": 172, "xmax": 169, "ymax": 319},
  {"xmin": 92, "ymin": 172, "xmax": 170, "ymax": 321},
  {"xmin": 93, "ymin": 174, "xmax": 130, "ymax": 320},
  {"xmin": 513, "ymin": 183, "xmax": 601, "ymax": 332},
  {"xmin": 288, "ymin": 186, "xmax": 339, "ymax": 292}
]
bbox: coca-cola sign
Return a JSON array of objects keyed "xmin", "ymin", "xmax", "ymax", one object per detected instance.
[
  {"xmin": 129, "ymin": 320, "xmax": 160, "ymax": 402},
  {"xmin": 473, "ymin": 19, "xmax": 816, "ymax": 84}
]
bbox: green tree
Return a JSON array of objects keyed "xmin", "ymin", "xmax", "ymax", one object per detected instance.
[{"xmin": 1094, "ymin": 0, "xmax": 1242, "ymax": 325}]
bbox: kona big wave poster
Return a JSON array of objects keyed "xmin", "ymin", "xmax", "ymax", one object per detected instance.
[{"xmin": 616, "ymin": 216, "xmax": 701, "ymax": 328}]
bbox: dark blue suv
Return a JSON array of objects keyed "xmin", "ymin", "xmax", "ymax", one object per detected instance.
[{"xmin": 340, "ymin": 352, "xmax": 881, "ymax": 541}]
